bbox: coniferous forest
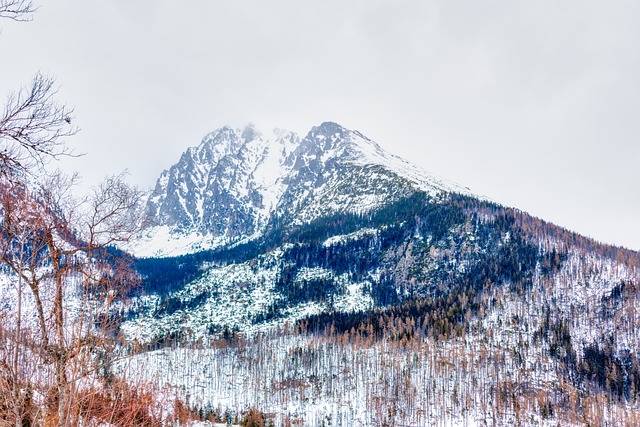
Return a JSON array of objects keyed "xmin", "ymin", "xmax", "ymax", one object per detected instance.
[{"xmin": 120, "ymin": 191, "xmax": 640, "ymax": 426}]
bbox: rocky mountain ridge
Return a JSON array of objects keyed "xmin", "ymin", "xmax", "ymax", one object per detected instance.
[{"xmin": 134, "ymin": 122, "xmax": 470, "ymax": 257}]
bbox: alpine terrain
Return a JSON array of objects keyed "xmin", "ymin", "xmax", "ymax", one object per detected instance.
[{"xmin": 114, "ymin": 122, "xmax": 640, "ymax": 426}]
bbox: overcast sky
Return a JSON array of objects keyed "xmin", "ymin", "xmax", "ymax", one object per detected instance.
[{"xmin": 1, "ymin": 0, "xmax": 638, "ymax": 250}]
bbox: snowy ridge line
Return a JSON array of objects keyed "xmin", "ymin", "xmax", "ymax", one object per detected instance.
[
  {"xmin": 341, "ymin": 127, "xmax": 473, "ymax": 197},
  {"xmin": 131, "ymin": 122, "xmax": 478, "ymax": 258}
]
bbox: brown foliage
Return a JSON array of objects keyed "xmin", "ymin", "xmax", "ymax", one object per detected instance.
[{"xmin": 74, "ymin": 379, "xmax": 162, "ymax": 427}]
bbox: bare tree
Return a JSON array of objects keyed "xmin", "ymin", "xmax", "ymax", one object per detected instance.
[
  {"xmin": 1, "ymin": 73, "xmax": 77, "ymax": 177},
  {"xmin": 0, "ymin": 3, "xmax": 154, "ymax": 426},
  {"xmin": 0, "ymin": 170, "xmax": 145, "ymax": 425},
  {"xmin": 1, "ymin": 0, "xmax": 76, "ymax": 178}
]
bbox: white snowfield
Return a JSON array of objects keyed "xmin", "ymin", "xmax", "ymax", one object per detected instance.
[{"xmin": 121, "ymin": 248, "xmax": 375, "ymax": 344}]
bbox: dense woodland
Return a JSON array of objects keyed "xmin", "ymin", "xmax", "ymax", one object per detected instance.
[{"xmin": 119, "ymin": 190, "xmax": 640, "ymax": 426}]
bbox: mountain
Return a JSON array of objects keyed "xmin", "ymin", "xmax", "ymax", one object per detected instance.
[
  {"xmin": 121, "ymin": 122, "xmax": 640, "ymax": 426},
  {"xmin": 147, "ymin": 125, "xmax": 298, "ymax": 239},
  {"xmin": 130, "ymin": 122, "xmax": 470, "ymax": 257}
]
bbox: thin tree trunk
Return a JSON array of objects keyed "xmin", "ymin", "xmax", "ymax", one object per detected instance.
[
  {"xmin": 50, "ymin": 237, "xmax": 68, "ymax": 427},
  {"xmin": 56, "ymin": 357, "xmax": 68, "ymax": 427},
  {"xmin": 13, "ymin": 272, "xmax": 23, "ymax": 426}
]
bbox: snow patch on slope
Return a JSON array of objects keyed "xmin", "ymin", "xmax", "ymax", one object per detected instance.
[
  {"xmin": 343, "ymin": 128, "xmax": 474, "ymax": 197},
  {"xmin": 124, "ymin": 225, "xmax": 227, "ymax": 258}
]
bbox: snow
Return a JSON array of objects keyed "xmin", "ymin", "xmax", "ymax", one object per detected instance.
[
  {"xmin": 344, "ymin": 129, "xmax": 476, "ymax": 197},
  {"xmin": 113, "ymin": 123, "xmax": 640, "ymax": 425},
  {"xmin": 249, "ymin": 129, "xmax": 299, "ymax": 225},
  {"xmin": 122, "ymin": 244, "xmax": 380, "ymax": 344},
  {"xmin": 323, "ymin": 228, "xmax": 378, "ymax": 247},
  {"xmin": 120, "ymin": 331, "xmax": 591, "ymax": 427},
  {"xmin": 332, "ymin": 280, "xmax": 374, "ymax": 313},
  {"xmin": 124, "ymin": 225, "xmax": 229, "ymax": 258}
]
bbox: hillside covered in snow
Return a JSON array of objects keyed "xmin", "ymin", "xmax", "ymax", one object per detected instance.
[{"xmin": 112, "ymin": 123, "xmax": 640, "ymax": 425}]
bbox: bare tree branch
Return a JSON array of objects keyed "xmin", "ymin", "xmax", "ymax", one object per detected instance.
[
  {"xmin": 0, "ymin": 0, "xmax": 35, "ymax": 21},
  {"xmin": 0, "ymin": 73, "xmax": 78, "ymax": 176},
  {"xmin": 87, "ymin": 172, "xmax": 147, "ymax": 247},
  {"xmin": 0, "ymin": 4, "xmax": 156, "ymax": 424}
]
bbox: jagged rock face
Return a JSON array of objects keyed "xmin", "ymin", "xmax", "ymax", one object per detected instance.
[
  {"xmin": 276, "ymin": 123, "xmax": 417, "ymax": 226},
  {"xmin": 147, "ymin": 125, "xmax": 300, "ymax": 238},
  {"xmin": 143, "ymin": 121, "xmax": 471, "ymax": 254}
]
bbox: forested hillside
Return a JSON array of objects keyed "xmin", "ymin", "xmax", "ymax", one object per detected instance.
[{"xmin": 121, "ymin": 189, "xmax": 640, "ymax": 426}]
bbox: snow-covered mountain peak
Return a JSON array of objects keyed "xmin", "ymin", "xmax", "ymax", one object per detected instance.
[
  {"xmin": 240, "ymin": 123, "xmax": 260, "ymax": 141},
  {"xmin": 306, "ymin": 121, "xmax": 348, "ymax": 143},
  {"xmin": 302, "ymin": 122, "xmax": 382, "ymax": 158},
  {"xmin": 294, "ymin": 122, "xmax": 472, "ymax": 198},
  {"xmin": 195, "ymin": 126, "xmax": 244, "ymax": 163},
  {"xmin": 136, "ymin": 122, "xmax": 475, "ymax": 257}
]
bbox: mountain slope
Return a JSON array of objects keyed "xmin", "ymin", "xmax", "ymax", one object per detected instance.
[
  {"xmin": 141, "ymin": 125, "xmax": 299, "ymax": 252},
  {"xmin": 120, "ymin": 122, "xmax": 640, "ymax": 426}
]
